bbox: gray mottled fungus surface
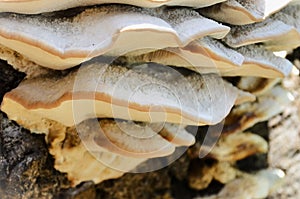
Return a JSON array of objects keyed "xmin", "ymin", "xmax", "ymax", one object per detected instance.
[{"xmin": 0, "ymin": 5, "xmax": 229, "ymax": 69}]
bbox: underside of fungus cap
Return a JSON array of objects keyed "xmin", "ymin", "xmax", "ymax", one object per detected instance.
[
  {"xmin": 0, "ymin": 0, "xmax": 227, "ymax": 14},
  {"xmin": 266, "ymin": 5, "xmax": 300, "ymax": 50},
  {"xmin": 0, "ymin": 5, "xmax": 229, "ymax": 69},
  {"xmin": 198, "ymin": 0, "xmax": 292, "ymax": 25},
  {"xmin": 1, "ymin": 61, "xmax": 241, "ymax": 127}
]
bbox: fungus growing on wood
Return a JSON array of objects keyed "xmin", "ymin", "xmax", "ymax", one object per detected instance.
[
  {"xmin": 124, "ymin": 39, "xmax": 293, "ymax": 78},
  {"xmin": 0, "ymin": 0, "xmax": 297, "ymax": 194},
  {"xmin": 198, "ymin": 0, "xmax": 293, "ymax": 25},
  {"xmin": 1, "ymin": 63, "xmax": 243, "ymax": 127},
  {"xmin": 223, "ymin": 5, "xmax": 300, "ymax": 51},
  {"xmin": 237, "ymin": 76, "xmax": 281, "ymax": 96},
  {"xmin": 198, "ymin": 169, "xmax": 285, "ymax": 199},
  {"xmin": 223, "ymin": 85, "xmax": 293, "ymax": 135},
  {"xmin": 208, "ymin": 131, "xmax": 268, "ymax": 161},
  {"xmin": 0, "ymin": 5, "xmax": 229, "ymax": 69},
  {"xmin": 0, "ymin": 0, "xmax": 227, "ymax": 14}
]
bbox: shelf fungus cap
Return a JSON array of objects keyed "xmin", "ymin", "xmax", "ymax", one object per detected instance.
[
  {"xmin": 125, "ymin": 37, "xmax": 245, "ymax": 75},
  {"xmin": 237, "ymin": 76, "xmax": 281, "ymax": 96},
  {"xmin": 78, "ymin": 119, "xmax": 196, "ymax": 158},
  {"xmin": 77, "ymin": 119, "xmax": 179, "ymax": 158},
  {"xmin": 0, "ymin": 44, "xmax": 51, "ymax": 79},
  {"xmin": 27, "ymin": 118, "xmax": 147, "ymax": 186},
  {"xmin": 198, "ymin": 0, "xmax": 292, "ymax": 25},
  {"xmin": 158, "ymin": 123, "xmax": 195, "ymax": 146},
  {"xmin": 0, "ymin": 0, "xmax": 227, "ymax": 14},
  {"xmin": 0, "ymin": 5, "xmax": 229, "ymax": 69},
  {"xmin": 223, "ymin": 85, "xmax": 294, "ymax": 135},
  {"xmin": 208, "ymin": 131, "xmax": 268, "ymax": 161},
  {"xmin": 21, "ymin": 117, "xmax": 194, "ymax": 185},
  {"xmin": 202, "ymin": 169, "xmax": 285, "ymax": 199},
  {"xmin": 199, "ymin": 0, "xmax": 265, "ymax": 25},
  {"xmin": 125, "ymin": 38, "xmax": 292, "ymax": 78},
  {"xmin": 229, "ymin": 45, "xmax": 293, "ymax": 78},
  {"xmin": 1, "ymin": 62, "xmax": 241, "ymax": 127},
  {"xmin": 223, "ymin": 5, "xmax": 300, "ymax": 51},
  {"xmin": 49, "ymin": 125, "xmax": 147, "ymax": 185}
]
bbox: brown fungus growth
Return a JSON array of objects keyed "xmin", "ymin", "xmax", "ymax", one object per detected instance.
[{"xmin": 124, "ymin": 37, "xmax": 246, "ymax": 75}]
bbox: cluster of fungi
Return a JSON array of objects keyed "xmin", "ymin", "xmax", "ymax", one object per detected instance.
[{"xmin": 0, "ymin": 0, "xmax": 299, "ymax": 198}]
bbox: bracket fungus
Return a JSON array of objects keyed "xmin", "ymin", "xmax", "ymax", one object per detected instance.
[
  {"xmin": 237, "ymin": 76, "xmax": 281, "ymax": 96},
  {"xmin": 0, "ymin": 0, "xmax": 227, "ymax": 14},
  {"xmin": 1, "ymin": 63, "xmax": 241, "ymax": 127},
  {"xmin": 198, "ymin": 0, "xmax": 293, "ymax": 25},
  {"xmin": 0, "ymin": 5, "xmax": 229, "ymax": 69},
  {"xmin": 223, "ymin": 85, "xmax": 293, "ymax": 135},
  {"xmin": 224, "ymin": 5, "xmax": 300, "ymax": 51},
  {"xmin": 0, "ymin": 0, "xmax": 297, "ymax": 196},
  {"xmin": 124, "ymin": 39, "xmax": 293, "ymax": 78},
  {"xmin": 208, "ymin": 131, "xmax": 268, "ymax": 162},
  {"xmin": 199, "ymin": 169, "xmax": 285, "ymax": 199}
]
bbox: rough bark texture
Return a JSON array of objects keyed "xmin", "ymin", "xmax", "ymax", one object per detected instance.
[
  {"xmin": 268, "ymin": 47, "xmax": 300, "ymax": 198},
  {"xmin": 0, "ymin": 61, "xmax": 71, "ymax": 199}
]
